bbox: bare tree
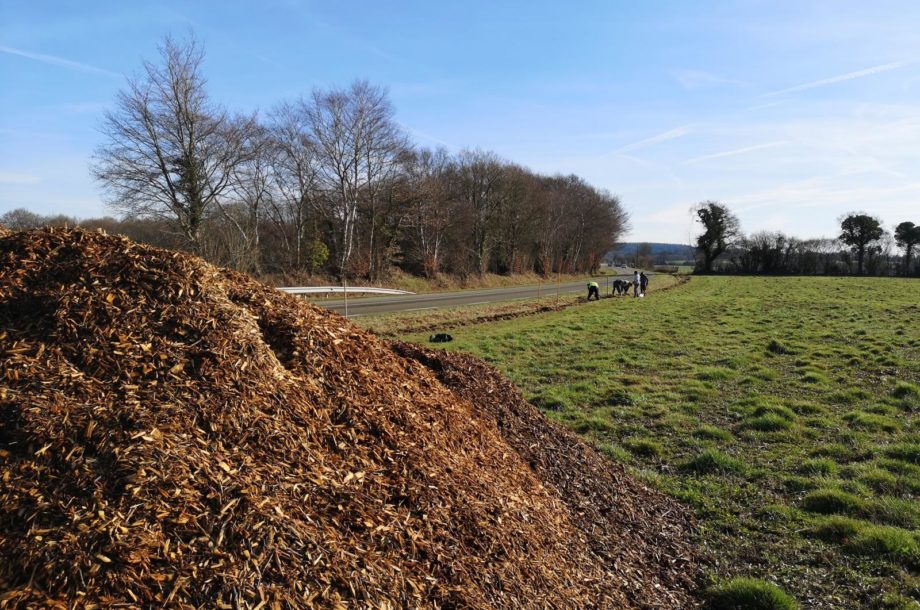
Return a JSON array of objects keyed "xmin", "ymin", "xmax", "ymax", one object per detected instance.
[
  {"xmin": 404, "ymin": 148, "xmax": 455, "ymax": 277},
  {"xmin": 455, "ymin": 149, "xmax": 505, "ymax": 275},
  {"xmin": 264, "ymin": 102, "xmax": 324, "ymax": 273},
  {"xmin": 93, "ymin": 35, "xmax": 254, "ymax": 253},
  {"xmin": 306, "ymin": 80, "xmax": 406, "ymax": 278},
  {"xmin": 215, "ymin": 121, "xmax": 270, "ymax": 272},
  {"xmin": 0, "ymin": 208, "xmax": 51, "ymax": 230},
  {"xmin": 356, "ymin": 85, "xmax": 410, "ymax": 280}
]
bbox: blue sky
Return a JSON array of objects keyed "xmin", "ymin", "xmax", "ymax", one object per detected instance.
[{"xmin": 2, "ymin": 0, "xmax": 919, "ymax": 243}]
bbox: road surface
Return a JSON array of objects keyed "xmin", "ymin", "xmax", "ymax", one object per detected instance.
[{"xmin": 310, "ymin": 273, "xmax": 638, "ymax": 316}]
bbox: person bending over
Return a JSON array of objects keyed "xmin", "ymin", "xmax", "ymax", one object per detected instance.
[{"xmin": 587, "ymin": 281, "xmax": 600, "ymax": 301}]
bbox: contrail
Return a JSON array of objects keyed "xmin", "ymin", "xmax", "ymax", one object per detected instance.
[
  {"xmin": 615, "ymin": 125, "xmax": 692, "ymax": 154},
  {"xmin": 763, "ymin": 60, "xmax": 911, "ymax": 97},
  {"xmin": 684, "ymin": 141, "xmax": 789, "ymax": 164},
  {"xmin": 0, "ymin": 45, "xmax": 120, "ymax": 77}
]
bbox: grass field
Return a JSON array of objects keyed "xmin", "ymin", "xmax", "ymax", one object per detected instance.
[{"xmin": 389, "ymin": 276, "xmax": 920, "ymax": 609}]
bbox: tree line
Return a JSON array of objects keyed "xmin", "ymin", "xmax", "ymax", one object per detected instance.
[
  {"xmin": 46, "ymin": 35, "xmax": 626, "ymax": 281},
  {"xmin": 693, "ymin": 201, "xmax": 920, "ymax": 276}
]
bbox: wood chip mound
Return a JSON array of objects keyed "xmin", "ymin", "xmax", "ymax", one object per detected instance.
[{"xmin": 1, "ymin": 227, "xmax": 700, "ymax": 609}]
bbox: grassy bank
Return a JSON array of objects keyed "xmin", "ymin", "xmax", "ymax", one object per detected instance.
[
  {"xmin": 397, "ymin": 276, "xmax": 920, "ymax": 609},
  {"xmin": 360, "ymin": 273, "xmax": 683, "ymax": 337},
  {"xmin": 263, "ymin": 268, "xmax": 619, "ymax": 294}
]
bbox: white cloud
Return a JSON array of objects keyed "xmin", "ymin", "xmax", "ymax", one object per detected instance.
[
  {"xmin": 0, "ymin": 45, "xmax": 120, "ymax": 77},
  {"xmin": 0, "ymin": 171, "xmax": 41, "ymax": 185},
  {"xmin": 649, "ymin": 202, "xmax": 693, "ymax": 224}
]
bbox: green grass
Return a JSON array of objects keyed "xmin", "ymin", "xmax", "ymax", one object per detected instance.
[
  {"xmin": 845, "ymin": 411, "xmax": 901, "ymax": 432},
  {"xmin": 683, "ymin": 449, "xmax": 746, "ymax": 474},
  {"xmin": 810, "ymin": 515, "xmax": 865, "ymax": 543},
  {"xmin": 885, "ymin": 443, "xmax": 920, "ymax": 464},
  {"xmin": 624, "ymin": 437, "xmax": 665, "ymax": 458},
  {"xmin": 798, "ymin": 458, "xmax": 838, "ymax": 477},
  {"xmin": 802, "ymin": 489, "xmax": 865, "ymax": 516},
  {"xmin": 386, "ymin": 275, "xmax": 920, "ymax": 608},
  {"xmin": 695, "ymin": 424, "xmax": 733, "ymax": 441},
  {"xmin": 845, "ymin": 525, "xmax": 920, "ymax": 569},
  {"xmin": 705, "ymin": 577, "xmax": 798, "ymax": 610},
  {"xmin": 747, "ymin": 412, "xmax": 795, "ymax": 432}
]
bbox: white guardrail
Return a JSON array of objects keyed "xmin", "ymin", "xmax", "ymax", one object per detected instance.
[{"xmin": 277, "ymin": 286, "xmax": 415, "ymax": 296}]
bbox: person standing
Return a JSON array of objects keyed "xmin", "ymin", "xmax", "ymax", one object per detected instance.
[
  {"xmin": 632, "ymin": 270, "xmax": 640, "ymax": 297},
  {"xmin": 640, "ymin": 272, "xmax": 649, "ymax": 295},
  {"xmin": 587, "ymin": 280, "xmax": 600, "ymax": 301}
]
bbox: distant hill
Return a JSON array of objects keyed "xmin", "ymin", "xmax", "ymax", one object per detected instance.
[{"xmin": 609, "ymin": 243, "xmax": 695, "ymax": 263}]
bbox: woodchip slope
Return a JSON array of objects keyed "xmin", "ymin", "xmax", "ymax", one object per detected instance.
[{"xmin": 1, "ymin": 228, "xmax": 700, "ymax": 609}]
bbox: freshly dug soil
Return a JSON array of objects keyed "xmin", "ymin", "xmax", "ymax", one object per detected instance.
[{"xmin": 0, "ymin": 227, "xmax": 699, "ymax": 608}]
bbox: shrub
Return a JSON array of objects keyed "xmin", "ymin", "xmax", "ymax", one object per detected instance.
[
  {"xmin": 809, "ymin": 515, "xmax": 864, "ymax": 543},
  {"xmin": 802, "ymin": 489, "xmax": 865, "ymax": 516},
  {"xmin": 682, "ymin": 449, "xmax": 746, "ymax": 475},
  {"xmin": 705, "ymin": 577, "xmax": 798, "ymax": 610}
]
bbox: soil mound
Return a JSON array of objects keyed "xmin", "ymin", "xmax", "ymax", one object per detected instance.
[{"xmin": 0, "ymin": 228, "xmax": 699, "ymax": 608}]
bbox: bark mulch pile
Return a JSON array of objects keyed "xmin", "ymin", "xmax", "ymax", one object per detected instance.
[
  {"xmin": 1, "ymin": 227, "xmax": 700, "ymax": 609},
  {"xmin": 390, "ymin": 342, "xmax": 701, "ymax": 608}
]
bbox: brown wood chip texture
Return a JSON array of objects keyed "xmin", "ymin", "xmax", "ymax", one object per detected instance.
[{"xmin": 0, "ymin": 228, "xmax": 700, "ymax": 609}]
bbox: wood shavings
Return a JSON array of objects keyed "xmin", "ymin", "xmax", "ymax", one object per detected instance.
[{"xmin": 0, "ymin": 227, "xmax": 700, "ymax": 609}]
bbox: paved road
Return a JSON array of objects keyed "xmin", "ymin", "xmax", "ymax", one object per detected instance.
[{"xmin": 310, "ymin": 273, "xmax": 637, "ymax": 316}]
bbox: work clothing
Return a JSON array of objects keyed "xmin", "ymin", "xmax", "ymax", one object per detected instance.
[{"xmin": 587, "ymin": 281, "xmax": 600, "ymax": 301}]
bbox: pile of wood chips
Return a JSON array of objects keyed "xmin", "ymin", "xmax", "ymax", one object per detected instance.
[{"xmin": 1, "ymin": 227, "xmax": 700, "ymax": 609}]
